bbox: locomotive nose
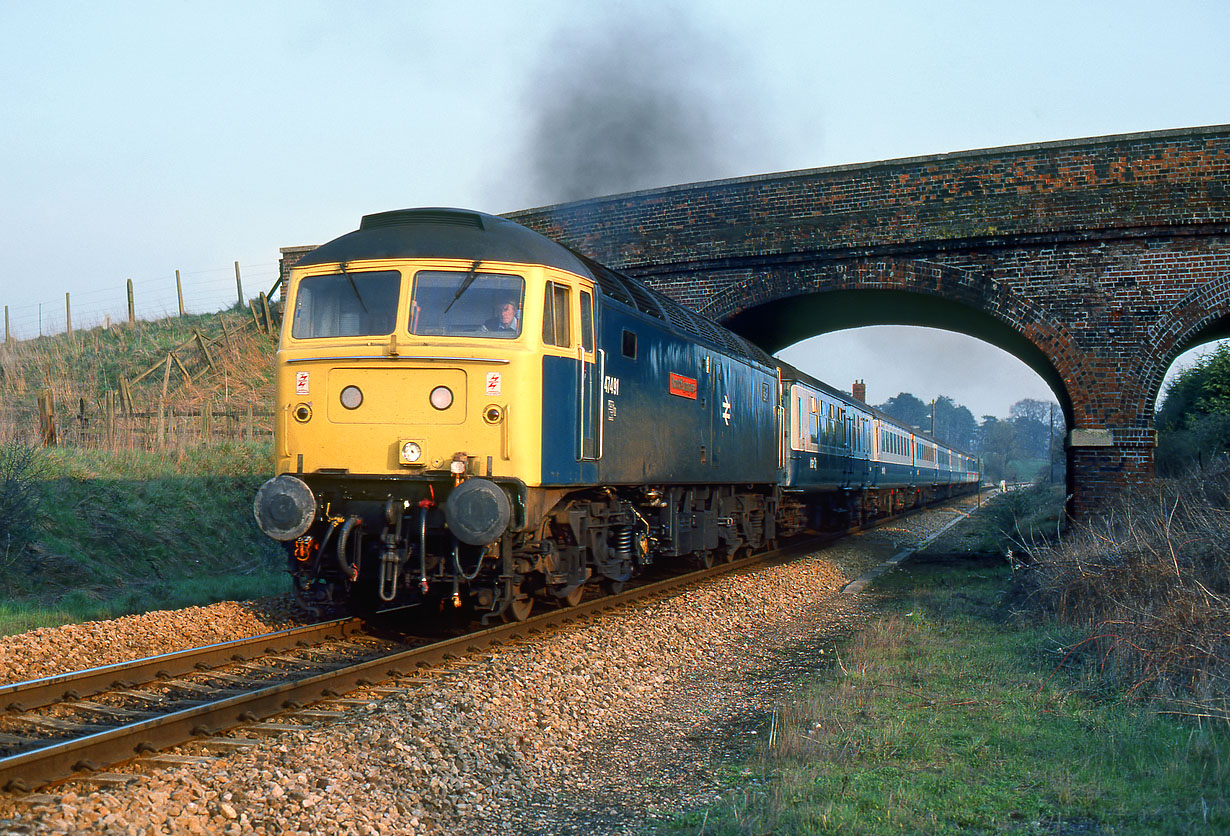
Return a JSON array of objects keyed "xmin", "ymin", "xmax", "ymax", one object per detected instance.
[
  {"xmin": 254, "ymin": 475, "xmax": 318, "ymax": 540},
  {"xmin": 444, "ymin": 478, "xmax": 511, "ymax": 546}
]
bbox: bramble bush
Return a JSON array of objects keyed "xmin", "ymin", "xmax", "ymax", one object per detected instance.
[{"xmin": 1013, "ymin": 461, "xmax": 1230, "ymax": 721}]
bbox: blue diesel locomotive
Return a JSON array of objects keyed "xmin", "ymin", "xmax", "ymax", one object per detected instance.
[{"xmin": 253, "ymin": 208, "xmax": 978, "ymax": 620}]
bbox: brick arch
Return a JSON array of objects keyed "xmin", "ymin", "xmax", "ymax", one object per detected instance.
[
  {"xmin": 695, "ymin": 257, "xmax": 1080, "ymax": 425},
  {"xmin": 1141, "ymin": 270, "xmax": 1230, "ymax": 407}
]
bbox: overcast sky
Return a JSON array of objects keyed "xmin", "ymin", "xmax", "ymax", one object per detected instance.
[{"xmin": 2, "ymin": 1, "xmax": 1226, "ymax": 418}]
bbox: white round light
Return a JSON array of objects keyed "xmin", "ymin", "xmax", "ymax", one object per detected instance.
[
  {"xmin": 340, "ymin": 385, "xmax": 363, "ymax": 409},
  {"xmin": 429, "ymin": 386, "xmax": 453, "ymax": 410},
  {"xmin": 401, "ymin": 441, "xmax": 422, "ymax": 462}
]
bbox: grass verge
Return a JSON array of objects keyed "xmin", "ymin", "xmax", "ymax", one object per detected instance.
[
  {"xmin": 0, "ymin": 440, "xmax": 283, "ymax": 636},
  {"xmin": 665, "ymin": 556, "xmax": 1228, "ymax": 835}
]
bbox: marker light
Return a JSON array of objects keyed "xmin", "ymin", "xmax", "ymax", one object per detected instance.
[
  {"xmin": 400, "ymin": 441, "xmax": 423, "ymax": 464},
  {"xmin": 340, "ymin": 385, "xmax": 363, "ymax": 410},
  {"xmin": 429, "ymin": 386, "xmax": 454, "ymax": 410}
]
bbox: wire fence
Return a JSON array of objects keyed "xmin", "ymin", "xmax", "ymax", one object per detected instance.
[
  {"xmin": 3, "ymin": 261, "xmax": 282, "ymax": 343},
  {"xmin": 1, "ymin": 396, "xmax": 275, "ymax": 450}
]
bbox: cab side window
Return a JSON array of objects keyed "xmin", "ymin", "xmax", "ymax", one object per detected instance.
[
  {"xmin": 543, "ymin": 282, "xmax": 571, "ymax": 347},
  {"xmin": 580, "ymin": 290, "xmax": 594, "ymax": 352}
]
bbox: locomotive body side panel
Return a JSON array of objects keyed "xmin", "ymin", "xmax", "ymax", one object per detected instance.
[{"xmin": 581, "ymin": 300, "xmax": 779, "ymax": 487}]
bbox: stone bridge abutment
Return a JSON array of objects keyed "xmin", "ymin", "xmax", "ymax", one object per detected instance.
[{"xmin": 509, "ymin": 125, "xmax": 1230, "ymax": 516}]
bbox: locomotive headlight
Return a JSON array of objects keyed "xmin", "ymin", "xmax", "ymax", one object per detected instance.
[
  {"xmin": 429, "ymin": 386, "xmax": 454, "ymax": 410},
  {"xmin": 340, "ymin": 385, "xmax": 363, "ymax": 410},
  {"xmin": 399, "ymin": 440, "xmax": 424, "ymax": 465}
]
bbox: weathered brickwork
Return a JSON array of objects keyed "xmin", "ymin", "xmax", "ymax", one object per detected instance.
[{"xmin": 507, "ymin": 126, "xmax": 1230, "ymax": 516}]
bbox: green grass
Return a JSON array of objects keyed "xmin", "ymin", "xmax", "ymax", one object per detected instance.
[
  {"xmin": 925, "ymin": 483, "xmax": 1066, "ymax": 558},
  {"xmin": 0, "ymin": 440, "xmax": 285, "ymax": 636},
  {"xmin": 663, "ymin": 558, "xmax": 1229, "ymax": 835}
]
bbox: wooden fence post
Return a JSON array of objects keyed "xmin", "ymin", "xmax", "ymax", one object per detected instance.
[
  {"xmin": 260, "ymin": 292, "xmax": 274, "ymax": 336},
  {"xmin": 176, "ymin": 270, "xmax": 185, "ymax": 317},
  {"xmin": 105, "ymin": 391, "xmax": 116, "ymax": 449},
  {"xmin": 65, "ymin": 292, "xmax": 73, "ymax": 341},
  {"xmin": 200, "ymin": 398, "xmax": 212, "ymax": 442},
  {"xmin": 194, "ymin": 329, "xmax": 216, "ymax": 370},
  {"xmin": 4, "ymin": 305, "xmax": 10, "ymax": 345},
  {"xmin": 235, "ymin": 262, "xmax": 244, "ymax": 308},
  {"xmin": 37, "ymin": 391, "xmax": 57, "ymax": 446},
  {"xmin": 127, "ymin": 279, "xmax": 135, "ymax": 326},
  {"xmin": 118, "ymin": 376, "xmax": 133, "ymax": 414}
]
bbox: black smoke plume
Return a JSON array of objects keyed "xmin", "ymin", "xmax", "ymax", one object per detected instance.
[{"xmin": 521, "ymin": 8, "xmax": 760, "ymax": 205}]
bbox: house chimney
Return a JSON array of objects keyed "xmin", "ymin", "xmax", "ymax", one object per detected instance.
[{"xmin": 852, "ymin": 380, "xmax": 866, "ymax": 403}]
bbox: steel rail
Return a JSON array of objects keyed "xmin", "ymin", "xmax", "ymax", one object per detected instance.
[
  {"xmin": 0, "ymin": 539, "xmax": 816, "ymax": 793},
  {"xmin": 0, "ymin": 618, "xmax": 364, "ymax": 713}
]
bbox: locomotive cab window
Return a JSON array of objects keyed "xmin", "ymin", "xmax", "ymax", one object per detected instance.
[
  {"xmin": 542, "ymin": 282, "xmax": 571, "ymax": 347},
  {"xmin": 292, "ymin": 269, "xmax": 400, "ymax": 339},
  {"xmin": 408, "ymin": 270, "xmax": 524, "ymax": 338}
]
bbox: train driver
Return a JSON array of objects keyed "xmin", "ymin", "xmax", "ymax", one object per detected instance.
[{"xmin": 484, "ymin": 300, "xmax": 520, "ymax": 334}]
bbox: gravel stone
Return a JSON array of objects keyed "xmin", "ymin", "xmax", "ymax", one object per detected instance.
[{"xmin": 0, "ymin": 497, "xmax": 982, "ymax": 835}]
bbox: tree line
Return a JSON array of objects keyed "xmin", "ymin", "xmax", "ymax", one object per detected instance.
[
  {"xmin": 873, "ymin": 392, "xmax": 1064, "ymax": 484},
  {"xmin": 1155, "ymin": 343, "xmax": 1230, "ymax": 475}
]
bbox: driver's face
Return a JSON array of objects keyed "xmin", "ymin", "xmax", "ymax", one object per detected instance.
[{"xmin": 500, "ymin": 303, "xmax": 516, "ymax": 325}]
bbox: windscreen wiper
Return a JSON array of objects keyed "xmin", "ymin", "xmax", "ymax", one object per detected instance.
[
  {"xmin": 338, "ymin": 263, "xmax": 368, "ymax": 312},
  {"xmin": 442, "ymin": 260, "xmax": 482, "ymax": 315}
]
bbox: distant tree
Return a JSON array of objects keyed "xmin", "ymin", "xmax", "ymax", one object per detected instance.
[
  {"xmin": 1009, "ymin": 398, "xmax": 1056, "ymax": 460},
  {"xmin": 975, "ymin": 415, "xmax": 1020, "ymax": 482},
  {"xmin": 933, "ymin": 396, "xmax": 977, "ymax": 450},
  {"xmin": 876, "ymin": 392, "xmax": 977, "ymax": 449},
  {"xmin": 876, "ymin": 392, "xmax": 928, "ymax": 430}
]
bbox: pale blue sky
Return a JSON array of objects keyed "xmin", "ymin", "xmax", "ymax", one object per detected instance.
[{"xmin": 2, "ymin": 1, "xmax": 1226, "ymax": 416}]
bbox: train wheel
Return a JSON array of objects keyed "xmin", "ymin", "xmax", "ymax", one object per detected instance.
[
  {"xmin": 507, "ymin": 593, "xmax": 533, "ymax": 622},
  {"xmin": 602, "ymin": 579, "xmax": 626, "ymax": 595},
  {"xmin": 505, "ymin": 584, "xmax": 534, "ymax": 622}
]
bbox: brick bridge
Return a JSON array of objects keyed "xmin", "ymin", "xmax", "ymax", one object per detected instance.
[{"xmin": 508, "ymin": 125, "xmax": 1230, "ymax": 516}]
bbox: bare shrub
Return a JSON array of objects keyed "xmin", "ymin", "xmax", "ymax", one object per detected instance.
[
  {"xmin": 0, "ymin": 440, "xmax": 46, "ymax": 569},
  {"xmin": 1015, "ymin": 462, "xmax": 1230, "ymax": 721}
]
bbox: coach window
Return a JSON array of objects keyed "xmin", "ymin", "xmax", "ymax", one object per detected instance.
[
  {"xmin": 580, "ymin": 291, "xmax": 594, "ymax": 352},
  {"xmin": 542, "ymin": 282, "xmax": 571, "ymax": 347}
]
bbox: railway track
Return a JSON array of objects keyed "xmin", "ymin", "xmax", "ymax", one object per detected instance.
[
  {"xmin": 0, "ymin": 490, "xmax": 983, "ymax": 795},
  {"xmin": 0, "ymin": 534, "xmax": 830, "ymax": 794}
]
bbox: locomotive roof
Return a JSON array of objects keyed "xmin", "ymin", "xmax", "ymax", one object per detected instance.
[
  {"xmin": 297, "ymin": 207, "xmax": 777, "ymax": 369},
  {"xmin": 295, "ymin": 208, "xmax": 594, "ymax": 276}
]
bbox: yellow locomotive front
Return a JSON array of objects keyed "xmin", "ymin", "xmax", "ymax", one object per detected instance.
[
  {"xmin": 275, "ymin": 258, "xmax": 539, "ymax": 482},
  {"xmin": 253, "ymin": 208, "xmax": 597, "ymax": 617}
]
